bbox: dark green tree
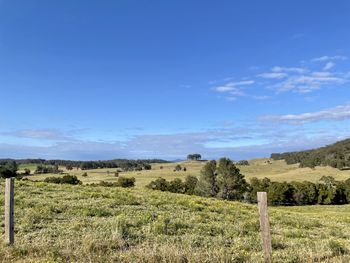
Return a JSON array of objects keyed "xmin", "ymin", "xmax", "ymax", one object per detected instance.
[
  {"xmin": 216, "ymin": 158, "xmax": 248, "ymax": 200},
  {"xmin": 195, "ymin": 160, "xmax": 218, "ymax": 197},
  {"xmin": 184, "ymin": 175, "xmax": 198, "ymax": 195},
  {"xmin": 0, "ymin": 161, "xmax": 18, "ymax": 178}
]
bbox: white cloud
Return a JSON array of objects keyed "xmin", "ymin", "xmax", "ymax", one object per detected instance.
[
  {"xmin": 312, "ymin": 55, "xmax": 347, "ymax": 62},
  {"xmin": 215, "ymin": 86, "xmax": 235, "ymax": 92},
  {"xmin": 261, "ymin": 104, "xmax": 350, "ymax": 123},
  {"xmin": 272, "ymin": 71, "xmax": 347, "ymax": 93},
  {"xmin": 272, "ymin": 66, "xmax": 305, "ymax": 74},
  {"xmin": 258, "ymin": 72, "xmax": 288, "ymax": 79},
  {"xmin": 0, "ymin": 129, "xmax": 76, "ymax": 141},
  {"xmin": 323, "ymin": 62, "xmax": 335, "ymax": 71},
  {"xmin": 214, "ymin": 80, "xmax": 254, "ymax": 93}
]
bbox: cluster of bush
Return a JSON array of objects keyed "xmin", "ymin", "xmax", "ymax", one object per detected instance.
[
  {"xmin": 271, "ymin": 138, "xmax": 350, "ymax": 169},
  {"xmin": 147, "ymin": 158, "xmax": 350, "ymax": 206},
  {"xmin": 146, "ymin": 175, "xmax": 198, "ymax": 194},
  {"xmin": 44, "ymin": 175, "xmax": 82, "ymax": 185},
  {"xmin": 35, "ymin": 165, "xmax": 63, "ymax": 174},
  {"xmin": 89, "ymin": 177, "xmax": 136, "ymax": 188},
  {"xmin": 173, "ymin": 164, "xmax": 186, "ymax": 172}
]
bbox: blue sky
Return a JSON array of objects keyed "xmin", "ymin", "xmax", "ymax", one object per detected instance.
[{"xmin": 1, "ymin": 0, "xmax": 350, "ymax": 160}]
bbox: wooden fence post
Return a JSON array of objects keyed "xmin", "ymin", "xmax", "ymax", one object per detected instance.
[
  {"xmin": 5, "ymin": 177, "xmax": 14, "ymax": 245},
  {"xmin": 257, "ymin": 192, "xmax": 272, "ymax": 263}
]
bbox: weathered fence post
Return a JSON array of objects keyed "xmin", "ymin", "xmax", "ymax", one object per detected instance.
[
  {"xmin": 5, "ymin": 177, "xmax": 14, "ymax": 245},
  {"xmin": 257, "ymin": 192, "xmax": 272, "ymax": 263}
]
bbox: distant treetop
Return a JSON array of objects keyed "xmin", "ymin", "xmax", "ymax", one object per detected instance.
[{"xmin": 187, "ymin": 154, "xmax": 202, "ymax": 161}]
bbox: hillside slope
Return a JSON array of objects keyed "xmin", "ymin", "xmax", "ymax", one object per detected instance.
[{"xmin": 271, "ymin": 138, "xmax": 350, "ymax": 169}]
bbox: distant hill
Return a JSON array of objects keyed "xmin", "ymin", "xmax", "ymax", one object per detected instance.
[{"xmin": 271, "ymin": 138, "xmax": 350, "ymax": 169}]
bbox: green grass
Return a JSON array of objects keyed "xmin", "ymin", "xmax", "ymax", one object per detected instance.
[{"xmin": 0, "ymin": 180, "xmax": 349, "ymax": 262}]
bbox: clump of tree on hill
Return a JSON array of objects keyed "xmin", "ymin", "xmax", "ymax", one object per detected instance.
[
  {"xmin": 35, "ymin": 165, "xmax": 63, "ymax": 174},
  {"xmin": 187, "ymin": 154, "xmax": 202, "ymax": 161},
  {"xmin": 271, "ymin": 138, "xmax": 350, "ymax": 170},
  {"xmin": 236, "ymin": 160, "xmax": 249, "ymax": 166}
]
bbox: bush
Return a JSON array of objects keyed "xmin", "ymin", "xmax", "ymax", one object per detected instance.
[
  {"xmin": 146, "ymin": 178, "xmax": 169, "ymax": 191},
  {"xmin": 44, "ymin": 175, "xmax": 82, "ymax": 185},
  {"xmin": 116, "ymin": 177, "xmax": 135, "ymax": 188},
  {"xmin": 236, "ymin": 160, "xmax": 249, "ymax": 165},
  {"xmin": 169, "ymin": 178, "xmax": 185, "ymax": 193},
  {"xmin": 184, "ymin": 175, "xmax": 198, "ymax": 195},
  {"xmin": 174, "ymin": 164, "xmax": 182, "ymax": 172},
  {"xmin": 82, "ymin": 172, "xmax": 88, "ymax": 177}
]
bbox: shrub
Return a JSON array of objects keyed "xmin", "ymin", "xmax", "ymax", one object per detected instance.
[
  {"xmin": 184, "ymin": 175, "xmax": 198, "ymax": 195},
  {"xmin": 82, "ymin": 172, "xmax": 88, "ymax": 177},
  {"xmin": 44, "ymin": 175, "xmax": 82, "ymax": 185},
  {"xmin": 174, "ymin": 164, "xmax": 182, "ymax": 172},
  {"xmin": 116, "ymin": 177, "xmax": 135, "ymax": 188},
  {"xmin": 146, "ymin": 178, "xmax": 169, "ymax": 191},
  {"xmin": 236, "ymin": 160, "xmax": 249, "ymax": 166},
  {"xmin": 168, "ymin": 178, "xmax": 185, "ymax": 193}
]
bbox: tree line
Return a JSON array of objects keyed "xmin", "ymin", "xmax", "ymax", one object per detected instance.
[
  {"xmin": 271, "ymin": 138, "xmax": 350, "ymax": 169},
  {"xmin": 0, "ymin": 158, "xmax": 167, "ymax": 171},
  {"xmin": 147, "ymin": 158, "xmax": 350, "ymax": 206}
]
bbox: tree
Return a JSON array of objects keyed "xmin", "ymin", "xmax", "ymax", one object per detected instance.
[
  {"xmin": 184, "ymin": 175, "xmax": 198, "ymax": 195},
  {"xmin": 236, "ymin": 160, "xmax": 249, "ymax": 166},
  {"xmin": 216, "ymin": 158, "xmax": 248, "ymax": 200},
  {"xmin": 195, "ymin": 160, "xmax": 218, "ymax": 197},
  {"xmin": 291, "ymin": 181, "xmax": 318, "ymax": 205},
  {"xmin": 187, "ymin": 154, "xmax": 202, "ymax": 161},
  {"xmin": 267, "ymin": 182, "xmax": 295, "ymax": 205},
  {"xmin": 0, "ymin": 161, "xmax": 18, "ymax": 178},
  {"xmin": 246, "ymin": 177, "xmax": 271, "ymax": 203}
]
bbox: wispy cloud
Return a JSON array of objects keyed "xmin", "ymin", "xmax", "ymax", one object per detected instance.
[
  {"xmin": 311, "ymin": 55, "xmax": 347, "ymax": 62},
  {"xmin": 272, "ymin": 66, "xmax": 305, "ymax": 74},
  {"xmin": 260, "ymin": 103, "xmax": 350, "ymax": 123},
  {"xmin": 213, "ymin": 80, "xmax": 254, "ymax": 101},
  {"xmin": 258, "ymin": 72, "xmax": 288, "ymax": 79},
  {"xmin": 0, "ymin": 129, "xmax": 76, "ymax": 141},
  {"xmin": 323, "ymin": 62, "xmax": 335, "ymax": 71}
]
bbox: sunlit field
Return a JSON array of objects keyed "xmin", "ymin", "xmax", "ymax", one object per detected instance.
[
  {"xmin": 22, "ymin": 159, "xmax": 350, "ymax": 188},
  {"xmin": 0, "ymin": 180, "xmax": 349, "ymax": 262}
]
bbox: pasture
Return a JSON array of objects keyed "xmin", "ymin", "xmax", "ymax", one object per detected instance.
[
  {"xmin": 22, "ymin": 159, "xmax": 350, "ymax": 187},
  {"xmin": 0, "ymin": 180, "xmax": 349, "ymax": 262}
]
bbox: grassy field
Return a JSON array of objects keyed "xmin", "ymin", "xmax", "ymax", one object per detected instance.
[
  {"xmin": 23, "ymin": 159, "xmax": 350, "ymax": 188},
  {"xmin": 0, "ymin": 180, "xmax": 349, "ymax": 262}
]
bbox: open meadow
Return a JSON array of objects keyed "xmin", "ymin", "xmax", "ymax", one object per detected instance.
[{"xmin": 0, "ymin": 180, "xmax": 350, "ymax": 262}]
